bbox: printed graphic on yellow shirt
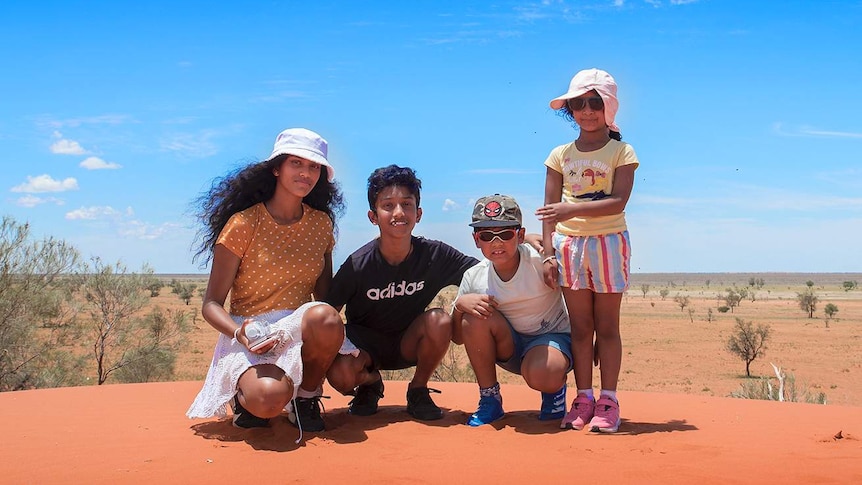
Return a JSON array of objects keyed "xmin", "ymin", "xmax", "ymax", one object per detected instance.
[{"xmin": 563, "ymin": 157, "xmax": 611, "ymax": 200}]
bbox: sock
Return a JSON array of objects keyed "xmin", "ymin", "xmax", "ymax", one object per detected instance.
[
  {"xmin": 578, "ymin": 388, "xmax": 594, "ymax": 400},
  {"xmin": 479, "ymin": 382, "xmax": 502, "ymax": 401},
  {"xmin": 600, "ymin": 389, "xmax": 617, "ymax": 402},
  {"xmin": 297, "ymin": 386, "xmax": 320, "ymax": 399}
]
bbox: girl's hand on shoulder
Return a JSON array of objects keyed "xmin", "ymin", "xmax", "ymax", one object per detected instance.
[
  {"xmin": 523, "ymin": 233, "xmax": 544, "ymax": 253},
  {"xmin": 535, "ymin": 202, "xmax": 576, "ymax": 224},
  {"xmin": 455, "ymin": 293, "xmax": 497, "ymax": 319}
]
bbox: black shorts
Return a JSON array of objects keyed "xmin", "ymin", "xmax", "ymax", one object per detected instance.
[{"xmin": 346, "ymin": 324, "xmax": 415, "ymax": 370}]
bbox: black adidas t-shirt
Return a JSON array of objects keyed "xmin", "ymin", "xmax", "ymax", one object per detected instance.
[{"xmin": 326, "ymin": 236, "xmax": 478, "ymax": 335}]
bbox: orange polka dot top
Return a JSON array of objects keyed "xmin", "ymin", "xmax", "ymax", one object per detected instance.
[{"xmin": 216, "ymin": 202, "xmax": 334, "ymax": 317}]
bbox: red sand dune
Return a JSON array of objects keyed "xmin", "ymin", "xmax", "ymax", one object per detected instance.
[{"xmin": 3, "ymin": 381, "xmax": 860, "ymax": 484}]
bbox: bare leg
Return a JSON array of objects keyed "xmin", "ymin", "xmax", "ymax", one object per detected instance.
[
  {"xmin": 460, "ymin": 310, "xmax": 514, "ymax": 389},
  {"xmin": 326, "ymin": 351, "xmax": 377, "ymax": 395},
  {"xmin": 520, "ymin": 345, "xmax": 569, "ymax": 393},
  {"xmin": 400, "ymin": 308, "xmax": 452, "ymax": 389},
  {"xmin": 299, "ymin": 304, "xmax": 344, "ymax": 394},
  {"xmin": 562, "ymin": 288, "xmax": 596, "ymax": 391},
  {"xmin": 593, "ymin": 293, "xmax": 623, "ymax": 391},
  {"xmin": 236, "ymin": 364, "xmax": 293, "ymax": 418}
]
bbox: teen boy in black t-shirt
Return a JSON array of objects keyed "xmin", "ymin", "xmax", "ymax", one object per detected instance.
[{"xmin": 325, "ymin": 165, "xmax": 478, "ymax": 421}]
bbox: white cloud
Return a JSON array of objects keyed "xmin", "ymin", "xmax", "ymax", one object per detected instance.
[
  {"xmin": 772, "ymin": 122, "xmax": 862, "ymax": 139},
  {"xmin": 11, "ymin": 174, "xmax": 79, "ymax": 193},
  {"xmin": 65, "ymin": 206, "xmax": 127, "ymax": 221},
  {"xmin": 50, "ymin": 137, "xmax": 87, "ymax": 155},
  {"xmin": 159, "ymin": 131, "xmax": 219, "ymax": 158},
  {"xmin": 15, "ymin": 194, "xmax": 65, "ymax": 207},
  {"xmin": 40, "ymin": 114, "xmax": 133, "ymax": 129},
  {"xmin": 442, "ymin": 198, "xmax": 459, "ymax": 211},
  {"xmin": 80, "ymin": 156, "xmax": 122, "ymax": 170},
  {"xmin": 64, "ymin": 205, "xmax": 177, "ymax": 241},
  {"xmin": 118, "ymin": 221, "xmax": 181, "ymax": 240}
]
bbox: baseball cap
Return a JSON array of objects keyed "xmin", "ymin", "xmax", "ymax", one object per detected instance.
[
  {"xmin": 549, "ymin": 68, "xmax": 620, "ymax": 132},
  {"xmin": 470, "ymin": 194, "xmax": 522, "ymax": 228},
  {"xmin": 262, "ymin": 128, "xmax": 334, "ymax": 181}
]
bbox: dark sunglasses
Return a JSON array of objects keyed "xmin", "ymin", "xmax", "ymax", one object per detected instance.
[
  {"xmin": 476, "ymin": 228, "xmax": 518, "ymax": 242},
  {"xmin": 567, "ymin": 96, "xmax": 604, "ymax": 111}
]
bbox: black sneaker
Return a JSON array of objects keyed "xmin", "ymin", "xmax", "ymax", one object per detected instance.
[
  {"xmin": 290, "ymin": 396, "xmax": 326, "ymax": 432},
  {"xmin": 406, "ymin": 387, "xmax": 443, "ymax": 421},
  {"xmin": 231, "ymin": 395, "xmax": 270, "ymax": 429},
  {"xmin": 349, "ymin": 379, "xmax": 385, "ymax": 416}
]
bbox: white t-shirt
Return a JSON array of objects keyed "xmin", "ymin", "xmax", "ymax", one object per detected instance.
[{"xmin": 456, "ymin": 244, "xmax": 569, "ymax": 336}]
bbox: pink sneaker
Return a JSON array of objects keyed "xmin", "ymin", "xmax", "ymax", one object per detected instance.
[
  {"xmin": 560, "ymin": 394, "xmax": 595, "ymax": 430},
  {"xmin": 589, "ymin": 395, "xmax": 620, "ymax": 433}
]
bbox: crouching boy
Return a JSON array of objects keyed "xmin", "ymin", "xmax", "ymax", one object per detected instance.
[{"xmin": 452, "ymin": 194, "xmax": 571, "ymax": 426}]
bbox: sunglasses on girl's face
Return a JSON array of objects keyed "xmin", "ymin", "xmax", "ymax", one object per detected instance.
[
  {"xmin": 568, "ymin": 96, "xmax": 604, "ymax": 111},
  {"xmin": 476, "ymin": 228, "xmax": 518, "ymax": 242}
]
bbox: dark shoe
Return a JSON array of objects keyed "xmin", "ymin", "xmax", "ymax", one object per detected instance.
[
  {"xmin": 349, "ymin": 379, "xmax": 385, "ymax": 416},
  {"xmin": 289, "ymin": 396, "xmax": 327, "ymax": 432},
  {"xmin": 231, "ymin": 395, "xmax": 270, "ymax": 429},
  {"xmin": 406, "ymin": 387, "xmax": 443, "ymax": 421}
]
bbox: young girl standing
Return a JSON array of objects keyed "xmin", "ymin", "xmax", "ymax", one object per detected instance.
[
  {"xmin": 186, "ymin": 128, "xmax": 345, "ymax": 436},
  {"xmin": 535, "ymin": 68, "xmax": 639, "ymax": 433}
]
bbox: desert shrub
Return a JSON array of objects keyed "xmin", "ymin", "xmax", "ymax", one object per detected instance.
[
  {"xmin": 843, "ymin": 280, "xmax": 858, "ymax": 291},
  {"xmin": 673, "ymin": 294, "xmax": 690, "ymax": 312},
  {"xmin": 80, "ymin": 260, "xmax": 191, "ymax": 384},
  {"xmin": 730, "ymin": 364, "xmax": 827, "ymax": 404},
  {"xmin": 177, "ymin": 282, "xmax": 198, "ymax": 305},
  {"xmin": 726, "ymin": 317, "xmax": 770, "ymax": 377},
  {"xmin": 114, "ymin": 347, "xmax": 177, "ymax": 383},
  {"xmin": 0, "ymin": 216, "xmax": 84, "ymax": 391},
  {"xmin": 723, "ymin": 288, "xmax": 742, "ymax": 312},
  {"xmin": 717, "ymin": 306, "xmax": 730, "ymax": 313},
  {"xmin": 796, "ymin": 287, "xmax": 818, "ymax": 318},
  {"xmin": 144, "ymin": 275, "xmax": 163, "ymax": 297},
  {"xmin": 824, "ymin": 303, "xmax": 838, "ymax": 327},
  {"xmin": 640, "ymin": 284, "xmax": 650, "ymax": 298}
]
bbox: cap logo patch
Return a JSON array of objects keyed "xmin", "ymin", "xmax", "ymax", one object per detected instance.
[{"xmin": 483, "ymin": 201, "xmax": 503, "ymax": 218}]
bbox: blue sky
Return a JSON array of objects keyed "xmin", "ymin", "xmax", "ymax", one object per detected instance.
[{"xmin": 2, "ymin": 1, "xmax": 861, "ymax": 274}]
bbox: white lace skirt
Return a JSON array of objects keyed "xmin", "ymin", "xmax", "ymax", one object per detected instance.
[{"xmin": 186, "ymin": 302, "xmax": 320, "ymax": 419}]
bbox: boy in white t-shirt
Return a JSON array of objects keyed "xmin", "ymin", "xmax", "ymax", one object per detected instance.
[{"xmin": 452, "ymin": 194, "xmax": 572, "ymax": 426}]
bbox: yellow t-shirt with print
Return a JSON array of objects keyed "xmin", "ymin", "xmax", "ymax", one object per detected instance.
[
  {"xmin": 544, "ymin": 139, "xmax": 639, "ymax": 236},
  {"xmin": 216, "ymin": 202, "xmax": 334, "ymax": 316}
]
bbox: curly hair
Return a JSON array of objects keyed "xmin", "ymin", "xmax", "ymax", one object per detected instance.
[
  {"xmin": 192, "ymin": 155, "xmax": 345, "ymax": 267},
  {"xmin": 366, "ymin": 164, "xmax": 422, "ymax": 210},
  {"xmin": 556, "ymin": 105, "xmax": 622, "ymax": 141}
]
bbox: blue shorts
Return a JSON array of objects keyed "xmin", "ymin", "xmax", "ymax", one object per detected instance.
[
  {"xmin": 552, "ymin": 230, "xmax": 631, "ymax": 293},
  {"xmin": 498, "ymin": 323, "xmax": 573, "ymax": 375}
]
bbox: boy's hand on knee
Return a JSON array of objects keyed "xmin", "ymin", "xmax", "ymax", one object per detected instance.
[{"xmin": 455, "ymin": 294, "xmax": 497, "ymax": 319}]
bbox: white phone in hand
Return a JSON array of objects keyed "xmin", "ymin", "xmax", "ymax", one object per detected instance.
[{"xmin": 248, "ymin": 333, "xmax": 279, "ymax": 352}]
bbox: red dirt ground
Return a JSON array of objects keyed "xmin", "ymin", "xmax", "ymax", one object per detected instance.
[{"xmin": 3, "ymin": 380, "xmax": 860, "ymax": 484}]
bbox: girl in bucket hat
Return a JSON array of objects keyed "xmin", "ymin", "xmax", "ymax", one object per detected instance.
[
  {"xmin": 536, "ymin": 69, "xmax": 640, "ymax": 433},
  {"xmin": 187, "ymin": 128, "xmax": 346, "ymax": 440}
]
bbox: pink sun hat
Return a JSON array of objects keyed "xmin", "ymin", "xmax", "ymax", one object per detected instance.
[
  {"xmin": 549, "ymin": 68, "xmax": 620, "ymax": 132},
  {"xmin": 262, "ymin": 128, "xmax": 334, "ymax": 181}
]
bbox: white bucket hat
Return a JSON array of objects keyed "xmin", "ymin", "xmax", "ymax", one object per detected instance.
[
  {"xmin": 549, "ymin": 68, "xmax": 620, "ymax": 132},
  {"xmin": 263, "ymin": 128, "xmax": 334, "ymax": 181}
]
